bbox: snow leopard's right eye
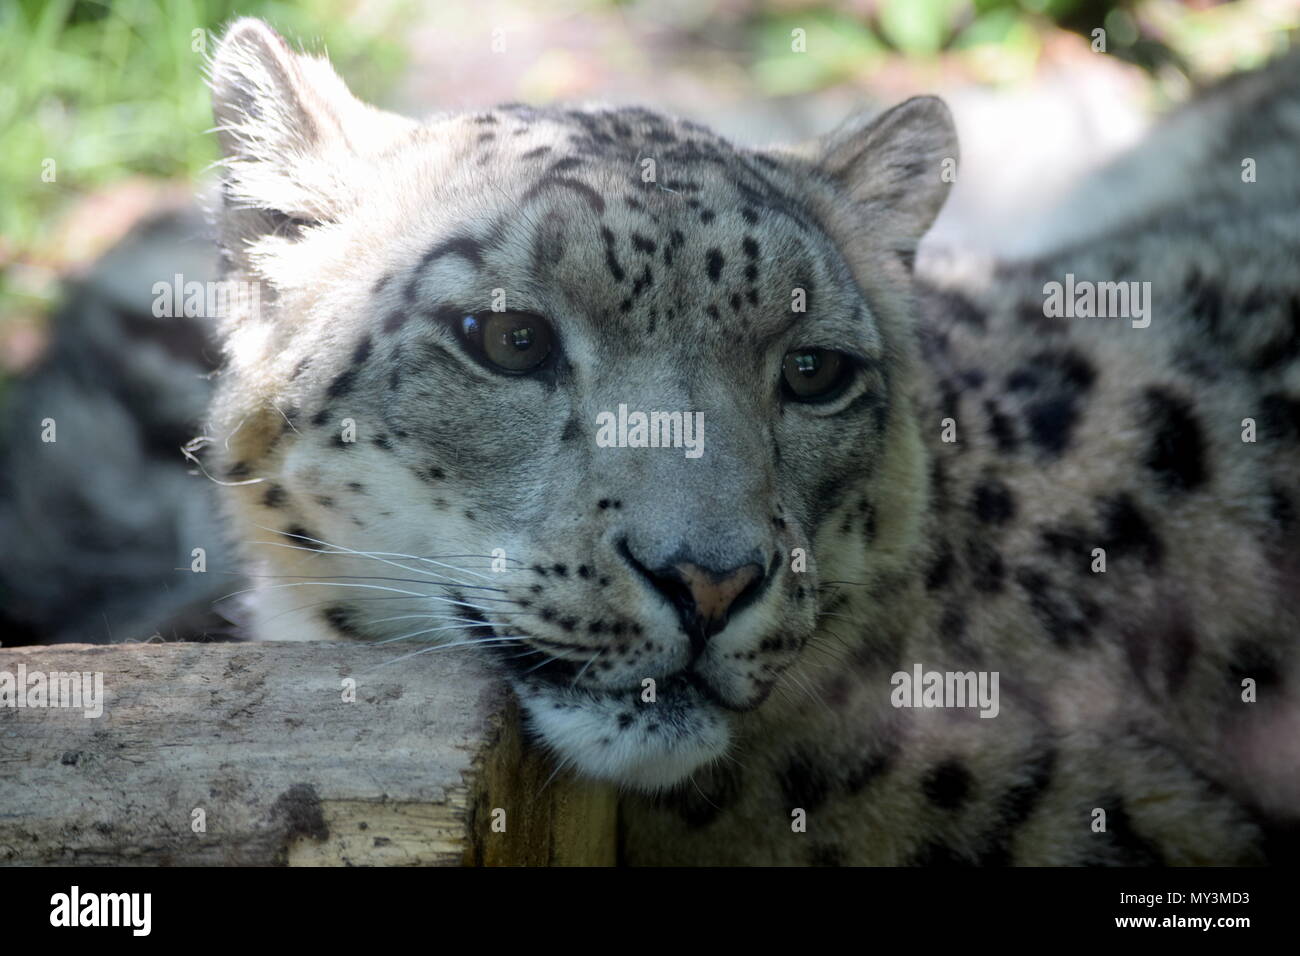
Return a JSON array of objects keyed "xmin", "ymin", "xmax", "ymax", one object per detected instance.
[{"xmin": 459, "ymin": 311, "xmax": 556, "ymax": 374}]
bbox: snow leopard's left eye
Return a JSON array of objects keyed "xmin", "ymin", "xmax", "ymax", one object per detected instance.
[
  {"xmin": 460, "ymin": 311, "xmax": 555, "ymax": 374},
  {"xmin": 781, "ymin": 348, "xmax": 854, "ymax": 403}
]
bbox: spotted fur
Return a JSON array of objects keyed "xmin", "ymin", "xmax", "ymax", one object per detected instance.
[{"xmin": 206, "ymin": 20, "xmax": 1298, "ymax": 864}]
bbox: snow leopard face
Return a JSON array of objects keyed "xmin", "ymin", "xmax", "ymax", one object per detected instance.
[{"xmin": 206, "ymin": 19, "xmax": 954, "ymax": 789}]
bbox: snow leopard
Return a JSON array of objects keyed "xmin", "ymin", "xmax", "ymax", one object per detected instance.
[{"xmin": 204, "ymin": 18, "xmax": 1299, "ymax": 865}]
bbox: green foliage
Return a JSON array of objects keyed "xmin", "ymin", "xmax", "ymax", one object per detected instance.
[{"xmin": 0, "ymin": 0, "xmax": 409, "ymax": 257}]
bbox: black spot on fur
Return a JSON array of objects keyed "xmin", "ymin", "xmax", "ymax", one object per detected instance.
[
  {"xmin": 284, "ymin": 525, "xmax": 322, "ymax": 550},
  {"xmin": 1025, "ymin": 395, "xmax": 1080, "ymax": 456},
  {"xmin": 326, "ymin": 368, "xmax": 357, "ymax": 399},
  {"xmin": 1142, "ymin": 388, "xmax": 1208, "ymax": 492},
  {"xmin": 419, "ymin": 235, "xmax": 485, "ymax": 271},
  {"xmin": 262, "ymin": 483, "xmax": 287, "ymax": 508},
  {"xmin": 561, "ymin": 416, "xmax": 580, "ymax": 442},
  {"xmin": 972, "ymin": 479, "xmax": 1015, "ymax": 524},
  {"xmin": 660, "ymin": 762, "xmax": 743, "ymax": 828},
  {"xmin": 985, "ymin": 400, "xmax": 1019, "ymax": 452},
  {"xmin": 966, "ymin": 539, "xmax": 1005, "ymax": 592},
  {"xmin": 352, "ymin": 335, "xmax": 373, "ymax": 366},
  {"xmin": 322, "ymin": 604, "xmax": 362, "ymax": 638},
  {"xmin": 922, "ymin": 759, "xmax": 972, "ymax": 810},
  {"xmin": 383, "ymin": 309, "xmax": 408, "ymax": 333},
  {"xmin": 705, "ymin": 248, "xmax": 724, "ymax": 283},
  {"xmin": 1093, "ymin": 798, "xmax": 1165, "ymax": 866},
  {"xmin": 909, "ymin": 841, "xmax": 974, "ymax": 866},
  {"xmin": 925, "ymin": 543, "xmax": 955, "ymax": 591},
  {"xmin": 1269, "ymin": 485, "xmax": 1295, "ymax": 531},
  {"xmin": 521, "ymin": 175, "xmax": 605, "ymax": 215},
  {"xmin": 1229, "ymin": 638, "xmax": 1282, "ymax": 691},
  {"xmin": 1012, "ymin": 350, "xmax": 1096, "ymax": 457},
  {"xmin": 600, "ymin": 227, "xmax": 625, "ymax": 283},
  {"xmin": 1260, "ymin": 392, "xmax": 1300, "ymax": 442},
  {"xmin": 1006, "ymin": 369, "xmax": 1038, "ymax": 392},
  {"xmin": 978, "ymin": 746, "xmax": 1057, "ymax": 865},
  {"xmin": 778, "ymin": 750, "xmax": 832, "ymax": 812},
  {"xmin": 1039, "ymin": 524, "xmax": 1091, "ymax": 574},
  {"xmin": 1014, "ymin": 568, "xmax": 1100, "ymax": 648},
  {"xmin": 1099, "ymin": 494, "xmax": 1164, "ymax": 566}
]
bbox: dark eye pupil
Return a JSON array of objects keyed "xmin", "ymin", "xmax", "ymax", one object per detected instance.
[
  {"xmin": 509, "ymin": 326, "xmax": 534, "ymax": 351},
  {"xmin": 792, "ymin": 352, "xmax": 819, "ymax": 376},
  {"xmin": 463, "ymin": 310, "xmax": 555, "ymax": 374}
]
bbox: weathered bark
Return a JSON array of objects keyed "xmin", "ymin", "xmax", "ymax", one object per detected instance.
[{"xmin": 0, "ymin": 642, "xmax": 616, "ymax": 866}]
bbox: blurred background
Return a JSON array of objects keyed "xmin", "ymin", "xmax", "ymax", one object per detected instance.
[{"xmin": 0, "ymin": 0, "xmax": 1296, "ymax": 645}]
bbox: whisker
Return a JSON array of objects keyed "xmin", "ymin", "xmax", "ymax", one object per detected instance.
[
  {"xmin": 249, "ymin": 593, "xmax": 459, "ymax": 629},
  {"xmin": 252, "ymin": 527, "xmax": 498, "ymax": 591},
  {"xmin": 201, "ymin": 564, "xmax": 509, "ymax": 594},
  {"xmin": 251, "ymin": 536, "xmax": 501, "ymax": 592},
  {"xmin": 363, "ymin": 611, "xmax": 531, "ymax": 626},
  {"xmin": 367, "ymin": 634, "xmax": 532, "ymax": 670},
  {"xmin": 368, "ymin": 619, "xmax": 499, "ymax": 645},
  {"xmin": 570, "ymin": 647, "xmax": 606, "ymax": 687},
  {"xmin": 538, "ymin": 754, "xmax": 574, "ymax": 795},
  {"xmin": 213, "ymin": 581, "xmax": 514, "ymax": 616}
]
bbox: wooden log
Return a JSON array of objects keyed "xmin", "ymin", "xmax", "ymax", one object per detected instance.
[{"xmin": 0, "ymin": 642, "xmax": 617, "ymax": 866}]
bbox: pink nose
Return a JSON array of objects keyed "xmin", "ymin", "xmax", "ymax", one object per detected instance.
[{"xmin": 672, "ymin": 562, "xmax": 762, "ymax": 630}]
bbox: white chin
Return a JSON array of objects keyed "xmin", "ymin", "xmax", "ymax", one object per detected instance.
[{"xmin": 516, "ymin": 683, "xmax": 732, "ymax": 792}]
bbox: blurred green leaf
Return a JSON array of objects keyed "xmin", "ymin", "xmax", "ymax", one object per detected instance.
[
  {"xmin": 879, "ymin": 0, "xmax": 962, "ymax": 57},
  {"xmin": 956, "ymin": 7, "xmax": 1020, "ymax": 48},
  {"xmin": 752, "ymin": 12, "xmax": 883, "ymax": 95},
  {"xmin": 0, "ymin": 0, "xmax": 409, "ymax": 269}
]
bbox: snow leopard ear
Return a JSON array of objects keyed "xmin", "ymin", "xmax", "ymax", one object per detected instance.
[
  {"xmin": 208, "ymin": 18, "xmax": 414, "ymax": 251},
  {"xmin": 814, "ymin": 96, "xmax": 958, "ymax": 266}
]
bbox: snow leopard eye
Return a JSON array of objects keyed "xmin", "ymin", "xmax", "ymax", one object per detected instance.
[
  {"xmin": 460, "ymin": 312, "xmax": 555, "ymax": 374},
  {"xmin": 781, "ymin": 348, "xmax": 853, "ymax": 403}
]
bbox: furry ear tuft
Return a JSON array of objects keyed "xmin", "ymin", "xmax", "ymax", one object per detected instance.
[
  {"xmin": 817, "ymin": 96, "xmax": 958, "ymax": 260},
  {"xmin": 208, "ymin": 18, "xmax": 414, "ymax": 255}
]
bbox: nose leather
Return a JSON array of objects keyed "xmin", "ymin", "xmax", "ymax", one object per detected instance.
[{"xmin": 673, "ymin": 562, "xmax": 761, "ymax": 630}]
